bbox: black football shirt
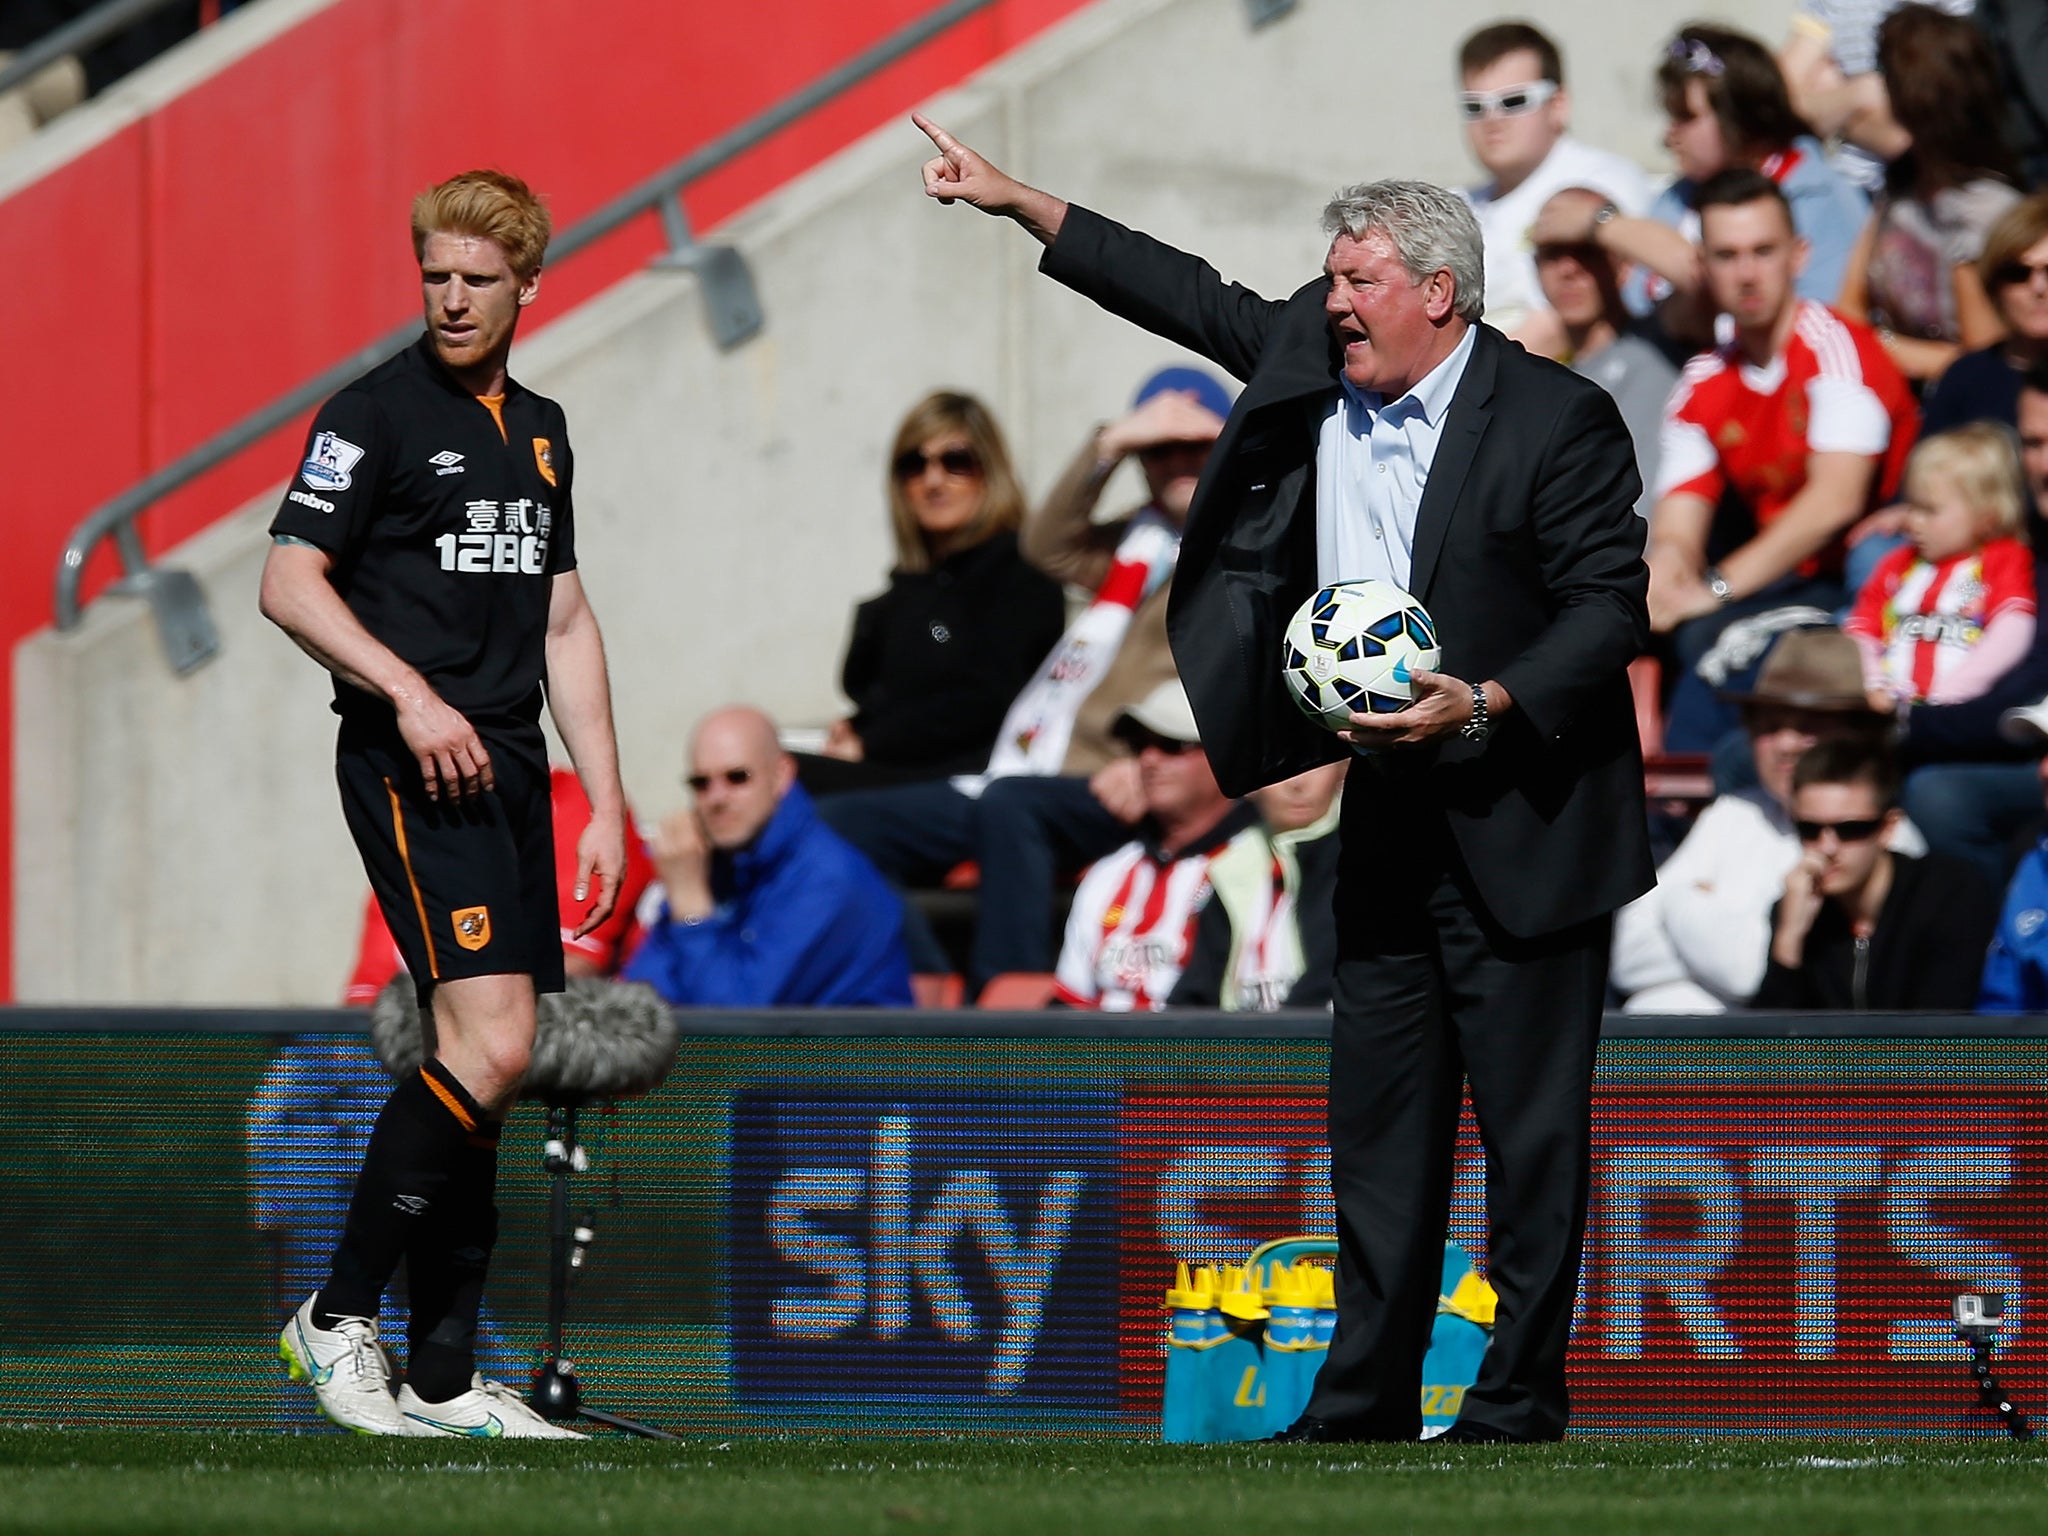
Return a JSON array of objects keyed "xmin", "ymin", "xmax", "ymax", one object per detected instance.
[{"xmin": 269, "ymin": 332, "xmax": 578, "ymax": 729}]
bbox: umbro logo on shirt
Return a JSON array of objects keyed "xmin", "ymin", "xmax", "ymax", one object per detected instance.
[{"xmin": 429, "ymin": 450, "xmax": 466, "ymax": 476}]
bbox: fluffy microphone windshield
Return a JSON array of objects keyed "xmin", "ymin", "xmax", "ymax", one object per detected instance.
[{"xmin": 370, "ymin": 974, "xmax": 681, "ymax": 1101}]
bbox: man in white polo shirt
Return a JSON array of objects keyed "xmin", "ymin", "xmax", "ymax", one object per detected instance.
[{"xmin": 1456, "ymin": 21, "xmax": 1652, "ymax": 353}]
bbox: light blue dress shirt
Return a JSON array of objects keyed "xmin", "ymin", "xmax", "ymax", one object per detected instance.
[{"xmin": 1315, "ymin": 323, "xmax": 1477, "ymax": 591}]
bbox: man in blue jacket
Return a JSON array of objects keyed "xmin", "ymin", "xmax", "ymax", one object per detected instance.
[{"xmin": 625, "ymin": 707, "xmax": 912, "ymax": 1007}]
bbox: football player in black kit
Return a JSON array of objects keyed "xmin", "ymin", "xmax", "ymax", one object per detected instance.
[{"xmin": 262, "ymin": 169, "xmax": 626, "ymax": 1438}]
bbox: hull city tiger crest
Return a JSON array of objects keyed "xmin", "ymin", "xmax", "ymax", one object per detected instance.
[
  {"xmin": 452, "ymin": 906, "xmax": 492, "ymax": 951},
  {"xmin": 533, "ymin": 437, "xmax": 556, "ymax": 487}
]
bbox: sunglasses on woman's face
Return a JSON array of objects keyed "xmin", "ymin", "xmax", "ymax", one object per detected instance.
[
  {"xmin": 1456, "ymin": 79, "xmax": 1558, "ymax": 121},
  {"xmin": 1992, "ymin": 260, "xmax": 2048, "ymax": 289},
  {"xmin": 1794, "ymin": 817, "xmax": 1884, "ymax": 843},
  {"xmin": 893, "ymin": 447, "xmax": 982, "ymax": 480},
  {"xmin": 686, "ymin": 767, "xmax": 754, "ymax": 793}
]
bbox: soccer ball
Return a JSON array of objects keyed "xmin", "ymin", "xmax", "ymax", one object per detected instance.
[{"xmin": 1281, "ymin": 580, "xmax": 1442, "ymax": 731}]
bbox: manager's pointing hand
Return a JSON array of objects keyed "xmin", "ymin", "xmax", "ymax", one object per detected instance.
[{"xmin": 912, "ymin": 112, "xmax": 1069, "ymax": 246}]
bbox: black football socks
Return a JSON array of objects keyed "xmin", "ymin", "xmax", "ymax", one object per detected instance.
[
  {"xmin": 403, "ymin": 1115, "xmax": 504, "ymax": 1404},
  {"xmin": 314, "ymin": 1059, "xmax": 486, "ymax": 1328}
]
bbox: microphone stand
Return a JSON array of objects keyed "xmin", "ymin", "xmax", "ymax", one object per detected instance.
[
  {"xmin": 1960, "ymin": 1326, "xmax": 2034, "ymax": 1442},
  {"xmin": 527, "ymin": 1100, "xmax": 679, "ymax": 1439}
]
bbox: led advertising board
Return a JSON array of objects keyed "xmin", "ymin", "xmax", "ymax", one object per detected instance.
[{"xmin": 0, "ymin": 1022, "xmax": 2039, "ymax": 1434}]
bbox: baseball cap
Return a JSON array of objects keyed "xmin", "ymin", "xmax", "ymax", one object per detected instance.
[
  {"xmin": 1133, "ymin": 365, "xmax": 1235, "ymax": 425},
  {"xmin": 1114, "ymin": 679, "xmax": 1201, "ymax": 746}
]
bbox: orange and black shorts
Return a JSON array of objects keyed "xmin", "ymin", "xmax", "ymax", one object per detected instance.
[{"xmin": 335, "ymin": 712, "xmax": 565, "ymax": 1005}]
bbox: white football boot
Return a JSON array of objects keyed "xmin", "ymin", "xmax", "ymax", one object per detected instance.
[
  {"xmin": 396, "ymin": 1374, "xmax": 589, "ymax": 1439},
  {"xmin": 278, "ymin": 1295, "xmax": 410, "ymax": 1436}
]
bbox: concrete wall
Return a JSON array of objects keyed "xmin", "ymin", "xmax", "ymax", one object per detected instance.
[{"xmin": 15, "ymin": 0, "xmax": 1789, "ymax": 1002}]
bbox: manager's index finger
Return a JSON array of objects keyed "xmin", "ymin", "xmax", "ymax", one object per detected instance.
[{"xmin": 912, "ymin": 111, "xmax": 960, "ymax": 153}]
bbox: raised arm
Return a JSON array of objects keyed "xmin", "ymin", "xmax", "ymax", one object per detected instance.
[
  {"xmin": 914, "ymin": 114, "xmax": 1288, "ymax": 381},
  {"xmin": 1024, "ymin": 391, "xmax": 1227, "ymax": 586},
  {"xmin": 915, "ymin": 112, "xmax": 1068, "ymax": 244}
]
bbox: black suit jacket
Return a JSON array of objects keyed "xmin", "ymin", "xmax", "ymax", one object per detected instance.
[{"xmin": 1041, "ymin": 206, "xmax": 1654, "ymax": 937}]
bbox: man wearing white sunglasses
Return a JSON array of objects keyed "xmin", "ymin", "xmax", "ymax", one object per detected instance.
[{"xmin": 1457, "ymin": 22, "xmax": 1651, "ymax": 356}]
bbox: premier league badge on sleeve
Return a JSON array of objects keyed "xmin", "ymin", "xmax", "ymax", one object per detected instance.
[{"xmin": 301, "ymin": 431, "xmax": 366, "ymax": 492}]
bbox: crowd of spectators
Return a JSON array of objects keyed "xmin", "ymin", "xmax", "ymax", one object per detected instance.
[
  {"xmin": 309, "ymin": 5, "xmax": 2048, "ymax": 1020},
  {"xmin": 1573, "ymin": 2, "xmax": 2048, "ymax": 1019}
]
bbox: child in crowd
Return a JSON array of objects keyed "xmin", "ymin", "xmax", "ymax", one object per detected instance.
[{"xmin": 1846, "ymin": 423, "xmax": 2036, "ymax": 709}]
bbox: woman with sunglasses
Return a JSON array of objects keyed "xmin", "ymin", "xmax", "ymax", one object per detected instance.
[
  {"xmin": 797, "ymin": 390, "xmax": 1065, "ymax": 797},
  {"xmin": 1838, "ymin": 5, "xmax": 2021, "ymax": 387},
  {"xmin": 1535, "ymin": 25, "xmax": 1868, "ymax": 350},
  {"xmin": 1922, "ymin": 194, "xmax": 2048, "ymax": 437}
]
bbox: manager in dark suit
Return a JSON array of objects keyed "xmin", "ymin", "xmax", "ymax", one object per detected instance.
[{"xmin": 914, "ymin": 117, "xmax": 1651, "ymax": 1442}]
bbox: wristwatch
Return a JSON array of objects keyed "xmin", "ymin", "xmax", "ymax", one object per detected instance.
[
  {"xmin": 1461, "ymin": 683, "xmax": 1493, "ymax": 744},
  {"xmin": 1705, "ymin": 566, "xmax": 1733, "ymax": 605},
  {"xmin": 1591, "ymin": 200, "xmax": 1620, "ymax": 231}
]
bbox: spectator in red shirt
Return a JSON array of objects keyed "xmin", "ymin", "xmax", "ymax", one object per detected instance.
[
  {"xmin": 1648, "ymin": 168, "xmax": 1918, "ymax": 754},
  {"xmin": 344, "ymin": 766, "xmax": 655, "ymax": 1003}
]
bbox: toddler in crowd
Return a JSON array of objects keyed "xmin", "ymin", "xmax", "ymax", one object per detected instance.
[{"xmin": 1846, "ymin": 423, "xmax": 2036, "ymax": 709}]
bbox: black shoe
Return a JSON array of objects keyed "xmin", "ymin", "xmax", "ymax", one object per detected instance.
[{"xmin": 1265, "ymin": 1415, "xmax": 1400, "ymax": 1444}]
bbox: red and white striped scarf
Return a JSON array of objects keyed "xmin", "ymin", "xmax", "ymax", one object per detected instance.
[{"xmin": 955, "ymin": 509, "xmax": 1180, "ymax": 793}]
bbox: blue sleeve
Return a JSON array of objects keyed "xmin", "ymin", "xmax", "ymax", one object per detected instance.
[
  {"xmin": 1787, "ymin": 150, "xmax": 1870, "ymax": 304},
  {"xmin": 1979, "ymin": 930, "xmax": 2028, "ymax": 1012},
  {"xmin": 621, "ymin": 859, "xmax": 912, "ymax": 1008},
  {"xmin": 620, "ymin": 905, "xmax": 795, "ymax": 1008},
  {"xmin": 1979, "ymin": 856, "xmax": 2048, "ymax": 1012}
]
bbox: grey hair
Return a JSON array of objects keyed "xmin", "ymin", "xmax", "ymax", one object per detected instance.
[{"xmin": 1320, "ymin": 180, "xmax": 1486, "ymax": 322}]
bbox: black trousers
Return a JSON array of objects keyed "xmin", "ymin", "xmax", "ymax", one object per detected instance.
[{"xmin": 1306, "ymin": 799, "xmax": 1610, "ymax": 1441}]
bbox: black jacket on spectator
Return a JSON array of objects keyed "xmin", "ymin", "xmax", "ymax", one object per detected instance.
[
  {"xmin": 1754, "ymin": 852, "xmax": 1999, "ymax": 1010},
  {"xmin": 841, "ymin": 530, "xmax": 1066, "ymax": 777},
  {"xmin": 1920, "ymin": 344, "xmax": 2030, "ymax": 441},
  {"xmin": 1901, "ymin": 555, "xmax": 2048, "ymax": 766}
]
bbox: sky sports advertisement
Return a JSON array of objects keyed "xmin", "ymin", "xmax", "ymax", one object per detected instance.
[
  {"xmin": 724, "ymin": 1038, "xmax": 2048, "ymax": 1434},
  {"xmin": 0, "ymin": 1026, "xmax": 2042, "ymax": 1433}
]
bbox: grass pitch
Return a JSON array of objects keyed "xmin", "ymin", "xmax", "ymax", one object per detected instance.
[{"xmin": 3, "ymin": 1429, "xmax": 2046, "ymax": 1535}]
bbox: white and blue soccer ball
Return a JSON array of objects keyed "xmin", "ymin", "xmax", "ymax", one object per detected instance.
[{"xmin": 1282, "ymin": 580, "xmax": 1442, "ymax": 732}]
